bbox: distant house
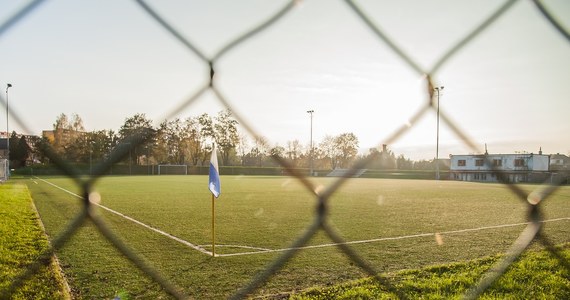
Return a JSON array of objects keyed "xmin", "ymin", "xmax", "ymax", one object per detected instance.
[
  {"xmin": 43, "ymin": 128, "xmax": 84, "ymax": 148},
  {"xmin": 449, "ymin": 152, "xmax": 550, "ymax": 183}
]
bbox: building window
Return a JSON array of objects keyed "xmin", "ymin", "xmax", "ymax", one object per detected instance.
[
  {"xmin": 475, "ymin": 159, "xmax": 484, "ymax": 166},
  {"xmin": 514, "ymin": 159, "xmax": 525, "ymax": 167},
  {"xmin": 458, "ymin": 160, "xmax": 466, "ymax": 166},
  {"xmin": 493, "ymin": 159, "xmax": 502, "ymax": 167}
]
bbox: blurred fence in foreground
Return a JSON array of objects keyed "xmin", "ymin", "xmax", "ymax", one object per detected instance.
[{"xmin": 1, "ymin": 0, "xmax": 569, "ymax": 299}]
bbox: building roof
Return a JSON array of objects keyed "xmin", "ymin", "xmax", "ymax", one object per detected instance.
[{"xmin": 450, "ymin": 153, "xmax": 549, "ymax": 158}]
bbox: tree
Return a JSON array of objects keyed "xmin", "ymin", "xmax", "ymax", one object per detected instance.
[
  {"xmin": 213, "ymin": 109, "xmax": 239, "ymax": 166},
  {"xmin": 183, "ymin": 116, "xmax": 207, "ymax": 166},
  {"xmin": 236, "ymin": 134, "xmax": 250, "ymax": 166},
  {"xmin": 118, "ymin": 113, "xmax": 155, "ymax": 166},
  {"xmin": 65, "ymin": 133, "xmax": 90, "ymax": 163},
  {"xmin": 270, "ymin": 145, "xmax": 286, "ymax": 159},
  {"xmin": 396, "ymin": 154, "xmax": 413, "ymax": 170},
  {"xmin": 157, "ymin": 118, "xmax": 185, "ymax": 164},
  {"xmin": 365, "ymin": 145, "xmax": 396, "ymax": 169},
  {"xmin": 243, "ymin": 137, "xmax": 269, "ymax": 167},
  {"xmin": 86, "ymin": 130, "xmax": 117, "ymax": 166},
  {"xmin": 119, "ymin": 113, "xmax": 153, "ymax": 139},
  {"xmin": 51, "ymin": 113, "xmax": 68, "ymax": 155},
  {"xmin": 26, "ymin": 135, "xmax": 45, "ymax": 165},
  {"xmin": 414, "ymin": 159, "xmax": 434, "ymax": 170},
  {"xmin": 52, "ymin": 112, "xmax": 78, "ymax": 132},
  {"xmin": 16, "ymin": 136, "xmax": 30, "ymax": 167},
  {"xmin": 51, "ymin": 113, "xmax": 85, "ymax": 159},
  {"xmin": 285, "ymin": 140, "xmax": 303, "ymax": 167},
  {"xmin": 334, "ymin": 133, "xmax": 359, "ymax": 168},
  {"xmin": 311, "ymin": 146, "xmax": 326, "ymax": 170},
  {"xmin": 319, "ymin": 135, "xmax": 340, "ymax": 169},
  {"xmin": 9, "ymin": 133, "xmax": 30, "ymax": 168}
]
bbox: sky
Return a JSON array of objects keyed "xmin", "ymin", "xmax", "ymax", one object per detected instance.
[{"xmin": 1, "ymin": 0, "xmax": 569, "ymax": 161}]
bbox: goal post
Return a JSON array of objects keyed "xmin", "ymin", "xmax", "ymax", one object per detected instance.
[{"xmin": 157, "ymin": 164, "xmax": 188, "ymax": 175}]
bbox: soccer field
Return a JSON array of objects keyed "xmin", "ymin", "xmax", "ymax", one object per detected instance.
[{"xmin": 28, "ymin": 176, "xmax": 570, "ymax": 298}]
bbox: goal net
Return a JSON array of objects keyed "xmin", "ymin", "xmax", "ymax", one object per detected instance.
[
  {"xmin": 157, "ymin": 164, "xmax": 188, "ymax": 175},
  {"xmin": 0, "ymin": 159, "xmax": 7, "ymax": 182}
]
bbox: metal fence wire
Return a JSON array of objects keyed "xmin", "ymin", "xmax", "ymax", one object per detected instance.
[{"xmin": 1, "ymin": 0, "xmax": 569, "ymax": 299}]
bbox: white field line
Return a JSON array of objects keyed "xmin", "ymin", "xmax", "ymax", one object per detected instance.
[
  {"xmin": 198, "ymin": 244, "xmax": 273, "ymax": 252},
  {"xmin": 216, "ymin": 217, "xmax": 570, "ymax": 258},
  {"xmin": 35, "ymin": 177, "xmax": 569, "ymax": 258},
  {"xmin": 35, "ymin": 177, "xmax": 213, "ymax": 256}
]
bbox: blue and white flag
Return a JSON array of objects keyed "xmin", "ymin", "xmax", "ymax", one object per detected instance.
[{"xmin": 208, "ymin": 144, "xmax": 221, "ymax": 198}]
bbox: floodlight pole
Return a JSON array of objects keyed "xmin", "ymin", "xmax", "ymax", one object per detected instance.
[
  {"xmin": 307, "ymin": 110, "xmax": 314, "ymax": 176},
  {"xmin": 434, "ymin": 86, "xmax": 444, "ymax": 180},
  {"xmin": 5, "ymin": 83, "xmax": 12, "ymax": 177}
]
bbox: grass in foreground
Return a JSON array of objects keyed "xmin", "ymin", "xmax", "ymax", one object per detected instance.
[
  {"xmin": 291, "ymin": 244, "xmax": 570, "ymax": 299},
  {"xmin": 0, "ymin": 181, "xmax": 69, "ymax": 299}
]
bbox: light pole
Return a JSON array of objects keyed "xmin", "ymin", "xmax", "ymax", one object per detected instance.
[
  {"xmin": 307, "ymin": 110, "xmax": 314, "ymax": 176},
  {"xmin": 5, "ymin": 83, "xmax": 12, "ymax": 177},
  {"xmin": 434, "ymin": 86, "xmax": 444, "ymax": 180}
]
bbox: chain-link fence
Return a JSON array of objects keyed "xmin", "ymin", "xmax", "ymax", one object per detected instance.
[{"xmin": 1, "ymin": 0, "xmax": 569, "ymax": 299}]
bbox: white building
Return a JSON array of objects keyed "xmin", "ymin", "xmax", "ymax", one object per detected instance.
[
  {"xmin": 450, "ymin": 152, "xmax": 550, "ymax": 183},
  {"xmin": 550, "ymin": 153, "xmax": 570, "ymax": 171}
]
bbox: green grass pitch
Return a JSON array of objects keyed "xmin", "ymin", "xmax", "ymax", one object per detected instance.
[{"xmin": 27, "ymin": 175, "xmax": 570, "ymax": 298}]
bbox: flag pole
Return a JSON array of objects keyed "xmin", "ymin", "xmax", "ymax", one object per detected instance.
[
  {"xmin": 209, "ymin": 143, "xmax": 220, "ymax": 257},
  {"xmin": 211, "ymin": 193, "xmax": 215, "ymax": 257}
]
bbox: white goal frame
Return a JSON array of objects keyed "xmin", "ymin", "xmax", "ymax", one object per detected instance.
[{"xmin": 157, "ymin": 164, "xmax": 188, "ymax": 175}]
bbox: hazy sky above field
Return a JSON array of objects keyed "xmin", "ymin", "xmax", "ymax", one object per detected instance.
[{"xmin": 1, "ymin": 0, "xmax": 569, "ymax": 160}]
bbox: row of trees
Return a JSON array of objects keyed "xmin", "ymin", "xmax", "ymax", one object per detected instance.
[
  {"xmin": 43, "ymin": 110, "xmax": 239, "ymax": 168},
  {"xmin": 9, "ymin": 110, "xmax": 440, "ymax": 170}
]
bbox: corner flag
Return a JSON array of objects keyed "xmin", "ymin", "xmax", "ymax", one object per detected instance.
[{"xmin": 209, "ymin": 145, "xmax": 221, "ymax": 198}]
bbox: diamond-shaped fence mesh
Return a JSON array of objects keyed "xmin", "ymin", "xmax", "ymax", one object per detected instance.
[{"xmin": 1, "ymin": 0, "xmax": 569, "ymax": 299}]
